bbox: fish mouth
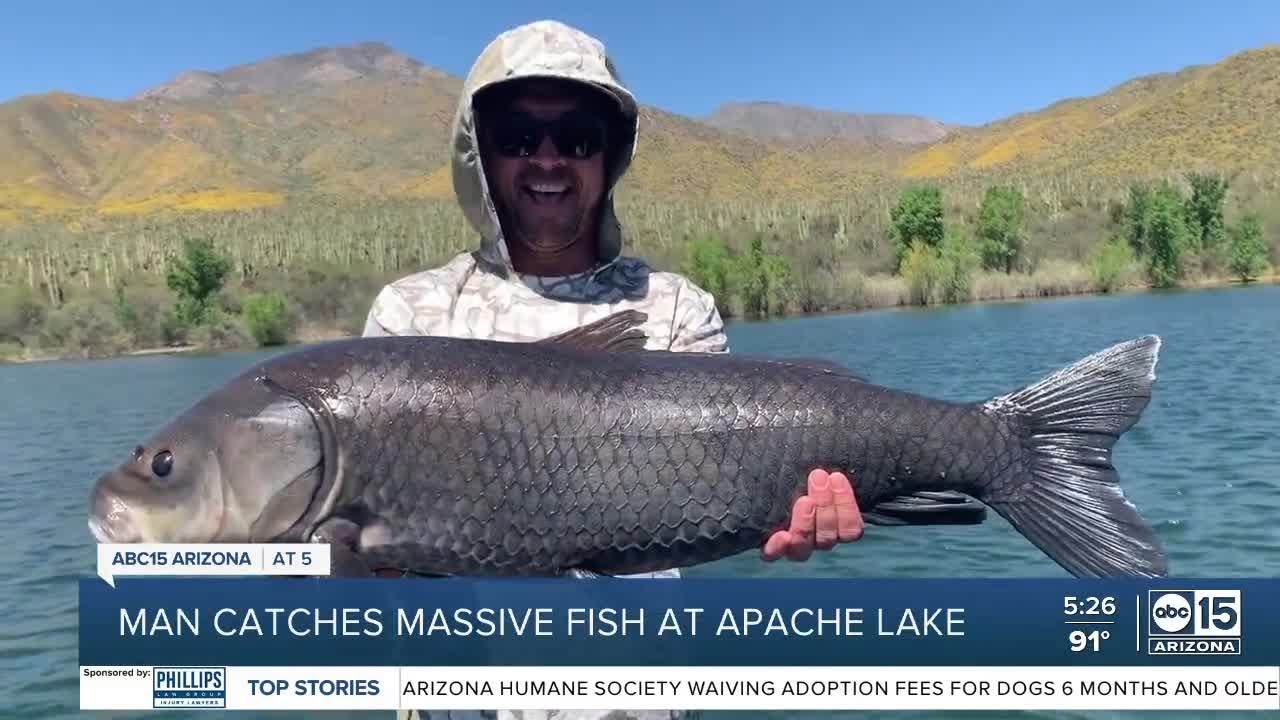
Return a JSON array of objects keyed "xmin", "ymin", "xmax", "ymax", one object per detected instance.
[
  {"xmin": 88, "ymin": 483, "xmax": 143, "ymax": 543},
  {"xmin": 88, "ymin": 518, "xmax": 113, "ymax": 543},
  {"xmin": 88, "ymin": 514, "xmax": 142, "ymax": 544}
]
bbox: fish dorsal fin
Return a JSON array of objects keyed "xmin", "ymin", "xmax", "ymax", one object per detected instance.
[
  {"xmin": 740, "ymin": 355, "xmax": 867, "ymax": 382},
  {"xmin": 540, "ymin": 310, "xmax": 650, "ymax": 352},
  {"xmin": 780, "ymin": 357, "xmax": 866, "ymax": 380}
]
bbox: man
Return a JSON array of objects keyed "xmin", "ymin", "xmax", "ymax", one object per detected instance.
[
  {"xmin": 365, "ymin": 19, "xmax": 863, "ymax": 719},
  {"xmin": 364, "ymin": 19, "xmax": 866, "ymax": 565}
]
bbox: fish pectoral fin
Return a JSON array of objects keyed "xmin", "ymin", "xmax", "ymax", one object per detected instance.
[
  {"xmin": 540, "ymin": 310, "xmax": 650, "ymax": 352},
  {"xmin": 310, "ymin": 517, "xmax": 373, "ymax": 577},
  {"xmin": 864, "ymin": 490, "xmax": 988, "ymax": 526},
  {"xmin": 564, "ymin": 568, "xmax": 614, "ymax": 579},
  {"xmin": 327, "ymin": 543, "xmax": 374, "ymax": 577},
  {"xmin": 368, "ymin": 567, "xmax": 454, "ymax": 578},
  {"xmin": 248, "ymin": 462, "xmax": 324, "ymax": 542}
]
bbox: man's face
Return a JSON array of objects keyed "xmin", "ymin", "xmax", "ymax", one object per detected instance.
[{"xmin": 478, "ymin": 83, "xmax": 611, "ymax": 262}]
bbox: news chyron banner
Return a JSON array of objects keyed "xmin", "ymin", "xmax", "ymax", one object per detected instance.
[{"xmin": 81, "ymin": 544, "xmax": 1279, "ymax": 712}]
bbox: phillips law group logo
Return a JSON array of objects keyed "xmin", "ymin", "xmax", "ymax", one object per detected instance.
[
  {"xmin": 1147, "ymin": 590, "xmax": 1242, "ymax": 655},
  {"xmin": 152, "ymin": 667, "xmax": 227, "ymax": 708}
]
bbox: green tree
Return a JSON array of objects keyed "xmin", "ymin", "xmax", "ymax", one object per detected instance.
[
  {"xmin": 111, "ymin": 283, "xmax": 144, "ymax": 340},
  {"xmin": 242, "ymin": 292, "xmax": 294, "ymax": 346},
  {"xmin": 1228, "ymin": 214, "xmax": 1270, "ymax": 283},
  {"xmin": 681, "ymin": 236, "xmax": 735, "ymax": 317},
  {"xmin": 1124, "ymin": 183, "xmax": 1152, "ymax": 256},
  {"xmin": 1185, "ymin": 172, "xmax": 1229, "ymax": 252},
  {"xmin": 1089, "ymin": 236, "xmax": 1138, "ymax": 293},
  {"xmin": 166, "ymin": 238, "xmax": 232, "ymax": 327},
  {"xmin": 735, "ymin": 235, "xmax": 793, "ymax": 319},
  {"xmin": 1145, "ymin": 184, "xmax": 1189, "ymax": 288},
  {"xmin": 890, "ymin": 185, "xmax": 944, "ymax": 272},
  {"xmin": 900, "ymin": 243, "xmax": 941, "ymax": 306},
  {"xmin": 938, "ymin": 230, "xmax": 980, "ymax": 303},
  {"xmin": 976, "ymin": 185, "xmax": 1026, "ymax": 273},
  {"xmin": 0, "ymin": 285, "xmax": 46, "ymax": 346},
  {"xmin": 898, "ymin": 230, "xmax": 978, "ymax": 306}
]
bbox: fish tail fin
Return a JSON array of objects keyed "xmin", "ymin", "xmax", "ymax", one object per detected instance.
[{"xmin": 982, "ymin": 335, "xmax": 1168, "ymax": 578}]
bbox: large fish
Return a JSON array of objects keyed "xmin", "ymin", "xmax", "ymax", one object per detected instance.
[{"xmin": 88, "ymin": 311, "xmax": 1168, "ymax": 578}]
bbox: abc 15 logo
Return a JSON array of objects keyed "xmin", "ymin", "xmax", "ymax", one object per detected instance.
[{"xmin": 1147, "ymin": 590, "xmax": 1241, "ymax": 638}]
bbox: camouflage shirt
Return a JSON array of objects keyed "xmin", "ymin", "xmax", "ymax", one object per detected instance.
[
  {"xmin": 362, "ymin": 251, "xmax": 727, "ymax": 354},
  {"xmin": 367, "ymin": 18, "xmax": 721, "ymax": 720}
]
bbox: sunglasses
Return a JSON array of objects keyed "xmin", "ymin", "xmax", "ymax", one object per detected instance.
[{"xmin": 485, "ymin": 110, "xmax": 608, "ymax": 160}]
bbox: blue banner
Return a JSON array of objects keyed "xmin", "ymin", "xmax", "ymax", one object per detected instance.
[{"xmin": 79, "ymin": 577, "xmax": 1277, "ymax": 667}]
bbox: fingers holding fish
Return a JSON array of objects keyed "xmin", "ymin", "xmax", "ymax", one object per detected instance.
[
  {"xmin": 829, "ymin": 471, "xmax": 864, "ymax": 545},
  {"xmin": 761, "ymin": 467, "xmax": 865, "ymax": 563},
  {"xmin": 762, "ymin": 470, "xmax": 864, "ymax": 560},
  {"xmin": 762, "ymin": 494, "xmax": 810, "ymax": 563},
  {"xmin": 809, "ymin": 469, "xmax": 838, "ymax": 550}
]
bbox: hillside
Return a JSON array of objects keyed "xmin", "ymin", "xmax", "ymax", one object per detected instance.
[
  {"xmin": 133, "ymin": 41, "xmax": 446, "ymax": 100},
  {"xmin": 0, "ymin": 43, "xmax": 462, "ymax": 217},
  {"xmin": 704, "ymin": 101, "xmax": 953, "ymax": 145},
  {"xmin": 897, "ymin": 45, "xmax": 1280, "ymax": 180},
  {"xmin": 1, "ymin": 42, "xmax": 1278, "ymax": 221}
]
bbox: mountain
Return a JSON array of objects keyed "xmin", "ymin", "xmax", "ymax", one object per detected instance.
[
  {"xmin": 704, "ymin": 101, "xmax": 953, "ymax": 146},
  {"xmin": 0, "ymin": 43, "xmax": 463, "ymax": 215},
  {"xmin": 895, "ymin": 45, "xmax": 1280, "ymax": 179},
  {"xmin": 133, "ymin": 42, "xmax": 448, "ymax": 101},
  {"xmin": 0, "ymin": 42, "xmax": 890, "ymax": 217},
  {"xmin": 1, "ymin": 42, "xmax": 1277, "ymax": 220}
]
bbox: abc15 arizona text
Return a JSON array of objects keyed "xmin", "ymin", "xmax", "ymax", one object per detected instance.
[{"xmin": 1147, "ymin": 590, "xmax": 1241, "ymax": 655}]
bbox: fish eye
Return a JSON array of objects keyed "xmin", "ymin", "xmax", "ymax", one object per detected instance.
[{"xmin": 151, "ymin": 450, "xmax": 174, "ymax": 478}]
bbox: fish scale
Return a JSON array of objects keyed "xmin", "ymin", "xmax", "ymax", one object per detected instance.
[
  {"xmin": 305, "ymin": 342, "xmax": 968, "ymax": 574},
  {"xmin": 89, "ymin": 311, "xmax": 1170, "ymax": 579}
]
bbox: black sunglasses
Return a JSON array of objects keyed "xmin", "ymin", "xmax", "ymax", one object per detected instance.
[{"xmin": 485, "ymin": 110, "xmax": 608, "ymax": 160}]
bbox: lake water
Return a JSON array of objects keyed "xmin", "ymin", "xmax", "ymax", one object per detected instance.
[{"xmin": 2, "ymin": 283, "xmax": 1278, "ymax": 719}]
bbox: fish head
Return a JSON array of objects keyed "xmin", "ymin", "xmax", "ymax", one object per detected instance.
[{"xmin": 89, "ymin": 371, "xmax": 325, "ymax": 545}]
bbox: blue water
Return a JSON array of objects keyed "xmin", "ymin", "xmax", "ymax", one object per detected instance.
[{"xmin": 2, "ymin": 283, "xmax": 1278, "ymax": 718}]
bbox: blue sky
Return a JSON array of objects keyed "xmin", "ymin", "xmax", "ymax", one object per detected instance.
[{"xmin": 2, "ymin": 1, "xmax": 1277, "ymax": 126}]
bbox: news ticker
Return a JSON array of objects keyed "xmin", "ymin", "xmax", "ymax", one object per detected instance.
[
  {"xmin": 79, "ymin": 665, "xmax": 1280, "ymax": 712},
  {"xmin": 82, "ymin": 545, "xmax": 1280, "ymax": 711},
  {"xmin": 81, "ymin": 575, "xmax": 1277, "ymax": 667}
]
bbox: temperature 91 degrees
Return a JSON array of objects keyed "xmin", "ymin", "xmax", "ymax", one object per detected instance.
[
  {"xmin": 1070, "ymin": 629, "xmax": 1111, "ymax": 652},
  {"xmin": 1063, "ymin": 595, "xmax": 1117, "ymax": 654}
]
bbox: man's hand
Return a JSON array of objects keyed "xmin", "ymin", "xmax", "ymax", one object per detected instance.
[{"xmin": 762, "ymin": 469, "xmax": 864, "ymax": 562}]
